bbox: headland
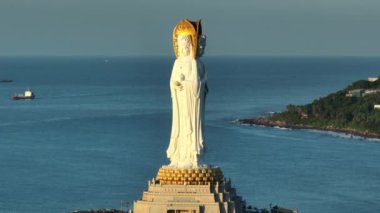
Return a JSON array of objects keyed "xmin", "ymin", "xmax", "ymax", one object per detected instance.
[{"xmin": 239, "ymin": 77, "xmax": 380, "ymax": 139}]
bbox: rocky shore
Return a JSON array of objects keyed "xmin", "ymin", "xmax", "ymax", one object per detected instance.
[{"xmin": 238, "ymin": 117, "xmax": 380, "ymax": 140}]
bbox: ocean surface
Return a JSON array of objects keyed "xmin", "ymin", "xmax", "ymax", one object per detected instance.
[{"xmin": 0, "ymin": 56, "xmax": 379, "ymax": 213}]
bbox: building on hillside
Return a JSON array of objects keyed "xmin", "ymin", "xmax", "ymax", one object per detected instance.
[
  {"xmin": 368, "ymin": 77, "xmax": 379, "ymax": 82},
  {"xmin": 363, "ymin": 89, "xmax": 380, "ymax": 96},
  {"xmin": 346, "ymin": 89, "xmax": 364, "ymax": 97}
]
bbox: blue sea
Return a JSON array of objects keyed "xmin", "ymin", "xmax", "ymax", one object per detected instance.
[{"xmin": 0, "ymin": 56, "xmax": 379, "ymax": 213}]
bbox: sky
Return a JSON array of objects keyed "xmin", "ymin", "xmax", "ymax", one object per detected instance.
[{"xmin": 0, "ymin": 0, "xmax": 379, "ymax": 57}]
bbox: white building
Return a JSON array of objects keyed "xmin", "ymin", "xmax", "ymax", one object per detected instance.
[{"xmin": 368, "ymin": 77, "xmax": 379, "ymax": 82}]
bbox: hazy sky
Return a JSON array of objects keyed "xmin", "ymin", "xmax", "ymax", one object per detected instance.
[{"xmin": 0, "ymin": 0, "xmax": 379, "ymax": 56}]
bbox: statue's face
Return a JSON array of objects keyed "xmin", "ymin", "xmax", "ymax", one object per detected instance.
[{"xmin": 177, "ymin": 35, "xmax": 192, "ymax": 58}]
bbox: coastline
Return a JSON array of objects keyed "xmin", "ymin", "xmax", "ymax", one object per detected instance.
[{"xmin": 238, "ymin": 117, "xmax": 380, "ymax": 140}]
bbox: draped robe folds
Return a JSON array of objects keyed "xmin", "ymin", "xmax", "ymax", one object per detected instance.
[{"xmin": 166, "ymin": 57, "xmax": 207, "ymax": 168}]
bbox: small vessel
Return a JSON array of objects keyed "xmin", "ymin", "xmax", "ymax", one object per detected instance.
[
  {"xmin": 12, "ymin": 89, "xmax": 35, "ymax": 100},
  {"xmin": 0, "ymin": 80, "xmax": 13, "ymax": 83}
]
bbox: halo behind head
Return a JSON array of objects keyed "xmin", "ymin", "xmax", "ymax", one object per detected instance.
[{"xmin": 173, "ymin": 19, "xmax": 203, "ymax": 59}]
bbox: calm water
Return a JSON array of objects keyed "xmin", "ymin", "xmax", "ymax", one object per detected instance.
[{"xmin": 0, "ymin": 56, "xmax": 379, "ymax": 213}]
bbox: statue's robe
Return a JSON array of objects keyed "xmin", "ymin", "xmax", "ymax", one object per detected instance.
[{"xmin": 167, "ymin": 57, "xmax": 207, "ymax": 168}]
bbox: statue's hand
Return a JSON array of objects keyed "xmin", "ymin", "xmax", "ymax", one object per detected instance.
[{"xmin": 174, "ymin": 81, "xmax": 183, "ymax": 91}]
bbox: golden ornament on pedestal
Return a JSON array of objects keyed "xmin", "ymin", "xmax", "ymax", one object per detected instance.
[{"xmin": 156, "ymin": 166, "xmax": 223, "ymax": 185}]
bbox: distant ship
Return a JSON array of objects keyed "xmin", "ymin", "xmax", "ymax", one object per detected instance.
[
  {"xmin": 0, "ymin": 80, "xmax": 13, "ymax": 83},
  {"xmin": 12, "ymin": 89, "xmax": 35, "ymax": 100}
]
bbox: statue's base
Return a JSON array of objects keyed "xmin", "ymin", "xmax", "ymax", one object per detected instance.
[{"xmin": 133, "ymin": 166, "xmax": 246, "ymax": 213}]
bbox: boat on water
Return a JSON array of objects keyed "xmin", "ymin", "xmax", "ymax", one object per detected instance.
[
  {"xmin": 0, "ymin": 80, "xmax": 13, "ymax": 83},
  {"xmin": 12, "ymin": 89, "xmax": 35, "ymax": 100}
]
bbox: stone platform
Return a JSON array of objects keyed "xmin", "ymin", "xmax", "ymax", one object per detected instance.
[{"xmin": 133, "ymin": 166, "xmax": 246, "ymax": 213}]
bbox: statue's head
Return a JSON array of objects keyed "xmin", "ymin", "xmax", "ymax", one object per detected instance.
[{"xmin": 173, "ymin": 19, "xmax": 206, "ymax": 59}]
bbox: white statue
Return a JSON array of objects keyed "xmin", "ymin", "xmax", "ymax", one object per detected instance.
[{"xmin": 166, "ymin": 19, "xmax": 207, "ymax": 168}]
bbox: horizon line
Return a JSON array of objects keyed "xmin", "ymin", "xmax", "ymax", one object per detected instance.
[{"xmin": 1, "ymin": 55, "xmax": 380, "ymax": 58}]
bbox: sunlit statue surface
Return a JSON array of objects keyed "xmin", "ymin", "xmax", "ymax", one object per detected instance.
[{"xmin": 166, "ymin": 19, "xmax": 208, "ymax": 168}]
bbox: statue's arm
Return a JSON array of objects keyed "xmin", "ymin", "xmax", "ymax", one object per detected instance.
[
  {"xmin": 191, "ymin": 59, "xmax": 201, "ymax": 98},
  {"xmin": 170, "ymin": 60, "xmax": 182, "ymax": 91}
]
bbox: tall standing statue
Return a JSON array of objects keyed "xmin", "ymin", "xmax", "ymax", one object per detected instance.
[
  {"xmin": 166, "ymin": 19, "xmax": 208, "ymax": 168},
  {"xmin": 134, "ymin": 19, "xmax": 247, "ymax": 213}
]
